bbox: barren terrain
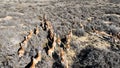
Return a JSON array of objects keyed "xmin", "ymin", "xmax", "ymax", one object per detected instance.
[{"xmin": 0, "ymin": 0, "xmax": 120, "ymax": 68}]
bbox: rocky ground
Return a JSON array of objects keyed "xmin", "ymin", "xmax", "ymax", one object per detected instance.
[{"xmin": 0, "ymin": 0, "xmax": 120, "ymax": 68}]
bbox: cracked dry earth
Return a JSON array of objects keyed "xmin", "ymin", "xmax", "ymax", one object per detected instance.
[{"xmin": 0, "ymin": 0, "xmax": 120, "ymax": 68}]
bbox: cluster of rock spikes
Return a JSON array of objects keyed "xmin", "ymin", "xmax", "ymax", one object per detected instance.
[{"xmin": 17, "ymin": 14, "xmax": 73, "ymax": 68}]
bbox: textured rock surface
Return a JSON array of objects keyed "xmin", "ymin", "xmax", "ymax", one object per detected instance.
[{"xmin": 0, "ymin": 0, "xmax": 120, "ymax": 68}]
